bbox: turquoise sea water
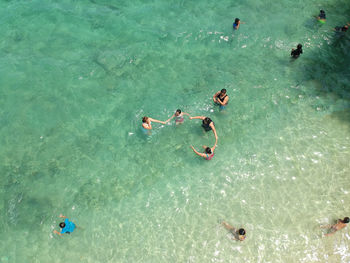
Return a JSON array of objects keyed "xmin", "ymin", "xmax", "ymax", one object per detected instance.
[{"xmin": 1, "ymin": 0, "xmax": 350, "ymax": 262}]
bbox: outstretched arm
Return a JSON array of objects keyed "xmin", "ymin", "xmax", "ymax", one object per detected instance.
[
  {"xmin": 190, "ymin": 116, "xmax": 205, "ymax": 120},
  {"xmin": 59, "ymin": 214, "xmax": 67, "ymax": 219},
  {"xmin": 210, "ymin": 123, "xmax": 218, "ymax": 141},
  {"xmin": 212, "ymin": 141, "xmax": 217, "ymax": 153},
  {"xmin": 149, "ymin": 118, "xmax": 166, "ymax": 124},
  {"xmin": 166, "ymin": 114, "xmax": 175, "ymax": 123},
  {"xmin": 182, "ymin": 112, "xmax": 190, "ymax": 117},
  {"xmin": 325, "ymin": 229, "xmax": 337, "ymax": 236},
  {"xmin": 53, "ymin": 230, "xmax": 62, "ymax": 236},
  {"xmin": 190, "ymin": 146, "xmax": 206, "ymax": 158},
  {"xmin": 222, "ymin": 221, "xmax": 236, "ymax": 232}
]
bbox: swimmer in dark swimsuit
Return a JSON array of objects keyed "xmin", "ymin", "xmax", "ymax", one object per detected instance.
[
  {"xmin": 315, "ymin": 10, "xmax": 326, "ymax": 22},
  {"xmin": 334, "ymin": 24, "xmax": 349, "ymax": 32},
  {"xmin": 291, "ymin": 44, "xmax": 303, "ymax": 59},
  {"xmin": 190, "ymin": 116, "xmax": 218, "ymax": 142},
  {"xmin": 213, "ymin": 89, "xmax": 229, "ymax": 108},
  {"xmin": 190, "ymin": 144, "xmax": 216, "ymax": 160},
  {"xmin": 166, "ymin": 109, "xmax": 190, "ymax": 125},
  {"xmin": 222, "ymin": 221, "xmax": 246, "ymax": 241}
]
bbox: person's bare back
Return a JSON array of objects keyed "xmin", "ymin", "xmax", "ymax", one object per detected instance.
[{"xmin": 322, "ymin": 217, "xmax": 349, "ymax": 236}]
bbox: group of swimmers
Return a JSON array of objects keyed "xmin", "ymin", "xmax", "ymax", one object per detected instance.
[
  {"xmin": 235, "ymin": 10, "xmax": 349, "ymax": 61},
  {"xmin": 53, "ymin": 214, "xmax": 349, "ymax": 240},
  {"xmin": 141, "ymin": 89, "xmax": 229, "ymax": 160},
  {"xmin": 315, "ymin": 9, "xmax": 349, "ymax": 32},
  {"xmin": 54, "ymin": 11, "xmax": 349, "ymax": 242},
  {"xmin": 289, "ymin": 10, "xmax": 349, "ymax": 59}
]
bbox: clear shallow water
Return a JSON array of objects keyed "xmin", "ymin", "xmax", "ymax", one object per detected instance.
[{"xmin": 0, "ymin": 0, "xmax": 350, "ymax": 262}]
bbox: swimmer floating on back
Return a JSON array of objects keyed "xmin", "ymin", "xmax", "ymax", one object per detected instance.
[
  {"xmin": 213, "ymin": 89, "xmax": 229, "ymax": 109},
  {"xmin": 321, "ymin": 217, "xmax": 349, "ymax": 236},
  {"xmin": 190, "ymin": 144, "xmax": 216, "ymax": 160},
  {"xmin": 222, "ymin": 221, "xmax": 246, "ymax": 241},
  {"xmin": 142, "ymin": 116, "xmax": 166, "ymax": 131},
  {"xmin": 166, "ymin": 109, "xmax": 190, "ymax": 125},
  {"xmin": 291, "ymin": 44, "xmax": 303, "ymax": 59}
]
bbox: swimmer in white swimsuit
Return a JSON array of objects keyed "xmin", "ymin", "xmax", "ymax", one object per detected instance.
[
  {"xmin": 142, "ymin": 116, "xmax": 166, "ymax": 131},
  {"xmin": 166, "ymin": 109, "xmax": 190, "ymax": 125}
]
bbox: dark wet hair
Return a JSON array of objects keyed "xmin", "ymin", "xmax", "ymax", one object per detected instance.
[
  {"xmin": 176, "ymin": 109, "xmax": 181, "ymax": 114},
  {"xmin": 59, "ymin": 222, "xmax": 66, "ymax": 228},
  {"xmin": 142, "ymin": 116, "xmax": 148, "ymax": 123},
  {"xmin": 235, "ymin": 18, "xmax": 240, "ymax": 24},
  {"xmin": 297, "ymin": 44, "xmax": 302, "ymax": 49},
  {"xmin": 203, "ymin": 117, "xmax": 212, "ymax": 124},
  {"xmin": 238, "ymin": 228, "xmax": 246, "ymax": 235},
  {"xmin": 342, "ymin": 26, "xmax": 348, "ymax": 32},
  {"xmin": 344, "ymin": 217, "xmax": 350, "ymax": 223},
  {"xmin": 320, "ymin": 10, "xmax": 325, "ymax": 14},
  {"xmin": 221, "ymin": 89, "xmax": 227, "ymax": 94},
  {"xmin": 205, "ymin": 147, "xmax": 212, "ymax": 154}
]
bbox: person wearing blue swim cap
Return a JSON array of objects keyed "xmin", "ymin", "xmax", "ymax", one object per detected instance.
[{"xmin": 53, "ymin": 214, "xmax": 76, "ymax": 236}]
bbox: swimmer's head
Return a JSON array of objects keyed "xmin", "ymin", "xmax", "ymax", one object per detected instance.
[
  {"xmin": 297, "ymin": 44, "xmax": 302, "ymax": 50},
  {"xmin": 239, "ymin": 228, "xmax": 246, "ymax": 235},
  {"xmin": 59, "ymin": 222, "xmax": 66, "ymax": 228},
  {"xmin": 235, "ymin": 18, "xmax": 240, "ymax": 24},
  {"xmin": 342, "ymin": 26, "xmax": 348, "ymax": 32},
  {"xmin": 203, "ymin": 117, "xmax": 211, "ymax": 124},
  {"xmin": 238, "ymin": 228, "xmax": 246, "ymax": 240},
  {"xmin": 320, "ymin": 10, "xmax": 325, "ymax": 14},
  {"xmin": 142, "ymin": 116, "xmax": 148, "ymax": 123},
  {"xmin": 221, "ymin": 88, "xmax": 227, "ymax": 94},
  {"xmin": 343, "ymin": 217, "xmax": 350, "ymax": 223},
  {"xmin": 176, "ymin": 109, "xmax": 181, "ymax": 116},
  {"xmin": 205, "ymin": 147, "xmax": 212, "ymax": 154}
]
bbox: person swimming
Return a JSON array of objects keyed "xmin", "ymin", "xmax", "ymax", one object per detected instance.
[
  {"xmin": 322, "ymin": 217, "xmax": 349, "ymax": 236},
  {"xmin": 142, "ymin": 116, "xmax": 166, "ymax": 132},
  {"xmin": 166, "ymin": 109, "xmax": 190, "ymax": 124},
  {"xmin": 190, "ymin": 116, "xmax": 218, "ymax": 141},
  {"xmin": 213, "ymin": 89, "xmax": 229, "ymax": 109},
  {"xmin": 291, "ymin": 44, "xmax": 303, "ymax": 59},
  {"xmin": 334, "ymin": 25, "xmax": 349, "ymax": 32},
  {"xmin": 233, "ymin": 18, "xmax": 241, "ymax": 30},
  {"xmin": 222, "ymin": 221, "xmax": 246, "ymax": 241},
  {"xmin": 190, "ymin": 144, "xmax": 216, "ymax": 160},
  {"xmin": 316, "ymin": 10, "xmax": 326, "ymax": 23},
  {"xmin": 53, "ymin": 214, "xmax": 76, "ymax": 236}
]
